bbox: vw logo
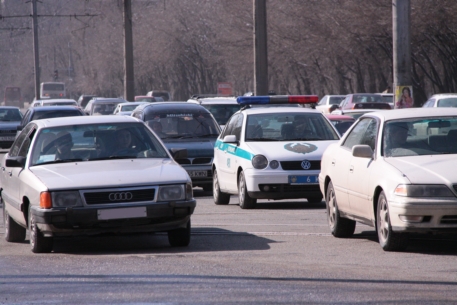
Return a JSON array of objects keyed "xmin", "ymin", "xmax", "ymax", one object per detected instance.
[
  {"xmin": 109, "ymin": 192, "xmax": 133, "ymax": 201},
  {"xmin": 301, "ymin": 160, "xmax": 311, "ymax": 170}
]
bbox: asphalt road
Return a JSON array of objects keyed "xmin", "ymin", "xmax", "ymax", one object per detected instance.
[{"xmin": 1, "ymin": 187, "xmax": 457, "ymax": 304}]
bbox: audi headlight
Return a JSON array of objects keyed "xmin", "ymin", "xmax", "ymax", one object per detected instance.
[
  {"xmin": 394, "ymin": 184, "xmax": 454, "ymax": 197},
  {"xmin": 252, "ymin": 154, "xmax": 268, "ymax": 169},
  {"xmin": 52, "ymin": 191, "xmax": 83, "ymax": 207},
  {"xmin": 158, "ymin": 185, "xmax": 185, "ymax": 201}
]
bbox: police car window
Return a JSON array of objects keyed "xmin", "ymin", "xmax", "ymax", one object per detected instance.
[
  {"xmin": 245, "ymin": 113, "xmax": 339, "ymax": 141},
  {"xmin": 342, "ymin": 118, "xmax": 373, "ymax": 150},
  {"xmin": 232, "ymin": 114, "xmax": 244, "ymax": 140},
  {"xmin": 221, "ymin": 114, "xmax": 239, "ymax": 138}
]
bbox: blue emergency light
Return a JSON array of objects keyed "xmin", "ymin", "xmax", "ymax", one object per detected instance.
[{"xmin": 236, "ymin": 95, "xmax": 319, "ymax": 105}]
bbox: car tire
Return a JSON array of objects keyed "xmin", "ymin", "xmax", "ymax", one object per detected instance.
[
  {"xmin": 326, "ymin": 181, "xmax": 356, "ymax": 237},
  {"xmin": 168, "ymin": 219, "xmax": 191, "ymax": 247},
  {"xmin": 376, "ymin": 191, "xmax": 408, "ymax": 252},
  {"xmin": 307, "ymin": 196, "xmax": 323, "ymax": 204},
  {"xmin": 29, "ymin": 208, "xmax": 53, "ymax": 253},
  {"xmin": 213, "ymin": 169, "xmax": 230, "ymax": 205},
  {"xmin": 238, "ymin": 170, "xmax": 257, "ymax": 209},
  {"xmin": 3, "ymin": 201, "xmax": 26, "ymax": 242}
]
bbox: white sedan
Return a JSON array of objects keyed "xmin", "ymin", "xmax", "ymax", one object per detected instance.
[
  {"xmin": 319, "ymin": 108, "xmax": 457, "ymax": 251},
  {"xmin": 1, "ymin": 115, "xmax": 195, "ymax": 253}
]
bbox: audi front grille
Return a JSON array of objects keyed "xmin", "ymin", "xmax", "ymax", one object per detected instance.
[{"xmin": 84, "ymin": 188, "xmax": 156, "ymax": 205}]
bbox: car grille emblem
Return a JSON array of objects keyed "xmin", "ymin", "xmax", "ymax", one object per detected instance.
[
  {"xmin": 301, "ymin": 160, "xmax": 311, "ymax": 170},
  {"xmin": 108, "ymin": 192, "xmax": 133, "ymax": 201}
]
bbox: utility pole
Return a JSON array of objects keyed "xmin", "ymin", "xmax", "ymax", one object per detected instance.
[
  {"xmin": 253, "ymin": 0, "xmax": 268, "ymax": 95},
  {"xmin": 32, "ymin": 0, "xmax": 40, "ymax": 99},
  {"xmin": 123, "ymin": 0, "xmax": 135, "ymax": 101},
  {"xmin": 393, "ymin": 0, "xmax": 413, "ymax": 108}
]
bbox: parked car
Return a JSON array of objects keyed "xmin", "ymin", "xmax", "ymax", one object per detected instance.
[
  {"xmin": 330, "ymin": 109, "xmax": 387, "ymax": 120},
  {"xmin": 422, "ymin": 93, "xmax": 457, "ymax": 108},
  {"xmin": 319, "ymin": 108, "xmax": 457, "ymax": 251},
  {"xmin": 30, "ymin": 99, "xmax": 78, "ymax": 108},
  {"xmin": 315, "ymin": 95, "xmax": 346, "ymax": 114},
  {"xmin": 187, "ymin": 95, "xmax": 242, "ymax": 130},
  {"xmin": 134, "ymin": 96, "xmax": 164, "ymax": 103},
  {"xmin": 146, "ymin": 90, "xmax": 171, "ymax": 101},
  {"xmin": 379, "ymin": 93, "xmax": 394, "ymax": 109},
  {"xmin": 338, "ymin": 93, "xmax": 391, "ymax": 111},
  {"xmin": 212, "ymin": 95, "xmax": 340, "ymax": 209},
  {"xmin": 0, "ymin": 106, "xmax": 23, "ymax": 148},
  {"xmin": 77, "ymin": 94, "xmax": 97, "ymax": 109},
  {"xmin": 84, "ymin": 98, "xmax": 127, "ymax": 115},
  {"xmin": 132, "ymin": 102, "xmax": 221, "ymax": 191},
  {"xmin": 325, "ymin": 114, "xmax": 355, "ymax": 136},
  {"xmin": 2, "ymin": 115, "xmax": 195, "ymax": 253},
  {"xmin": 113, "ymin": 102, "xmax": 149, "ymax": 116},
  {"xmin": 17, "ymin": 106, "xmax": 85, "ymax": 136}
]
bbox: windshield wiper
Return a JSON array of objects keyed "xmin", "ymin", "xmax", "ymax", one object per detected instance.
[
  {"xmin": 247, "ymin": 137, "xmax": 280, "ymax": 141},
  {"xmin": 34, "ymin": 158, "xmax": 83, "ymax": 166},
  {"xmin": 108, "ymin": 155, "xmax": 136, "ymax": 160}
]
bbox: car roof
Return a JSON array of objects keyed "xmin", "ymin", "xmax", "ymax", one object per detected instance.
[
  {"xmin": 325, "ymin": 114, "xmax": 355, "ymax": 120},
  {"xmin": 29, "ymin": 106, "xmax": 83, "ymax": 112},
  {"xmin": 360, "ymin": 107, "xmax": 457, "ymax": 121},
  {"xmin": 41, "ymin": 99, "xmax": 77, "ymax": 104},
  {"xmin": 239, "ymin": 107, "xmax": 322, "ymax": 115},
  {"xmin": 429, "ymin": 93, "xmax": 457, "ymax": 99},
  {"xmin": 118, "ymin": 102, "xmax": 148, "ymax": 106},
  {"xmin": 136, "ymin": 102, "xmax": 210, "ymax": 113},
  {"xmin": 31, "ymin": 114, "xmax": 140, "ymax": 128},
  {"xmin": 0, "ymin": 106, "xmax": 21, "ymax": 110},
  {"xmin": 90, "ymin": 98, "xmax": 126, "ymax": 104},
  {"xmin": 189, "ymin": 97, "xmax": 238, "ymax": 104},
  {"xmin": 349, "ymin": 93, "xmax": 382, "ymax": 97}
]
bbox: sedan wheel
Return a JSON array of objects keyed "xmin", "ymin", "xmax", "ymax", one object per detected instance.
[
  {"xmin": 168, "ymin": 219, "xmax": 191, "ymax": 247},
  {"xmin": 376, "ymin": 191, "xmax": 408, "ymax": 251},
  {"xmin": 3, "ymin": 201, "xmax": 26, "ymax": 242},
  {"xmin": 238, "ymin": 170, "xmax": 256, "ymax": 209},
  {"xmin": 29, "ymin": 210, "xmax": 53, "ymax": 253},
  {"xmin": 326, "ymin": 181, "xmax": 355, "ymax": 237},
  {"xmin": 213, "ymin": 169, "xmax": 230, "ymax": 205}
]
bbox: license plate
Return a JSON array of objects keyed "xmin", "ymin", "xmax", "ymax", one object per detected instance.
[
  {"xmin": 97, "ymin": 207, "xmax": 147, "ymax": 220},
  {"xmin": 0, "ymin": 136, "xmax": 15, "ymax": 141},
  {"xmin": 187, "ymin": 170, "xmax": 208, "ymax": 178},
  {"xmin": 288, "ymin": 175, "xmax": 319, "ymax": 185}
]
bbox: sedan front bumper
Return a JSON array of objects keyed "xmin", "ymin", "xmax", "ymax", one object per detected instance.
[{"xmin": 31, "ymin": 200, "xmax": 196, "ymax": 237}]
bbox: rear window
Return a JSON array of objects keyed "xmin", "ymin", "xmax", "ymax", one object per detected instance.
[{"xmin": 31, "ymin": 110, "xmax": 82, "ymax": 121}]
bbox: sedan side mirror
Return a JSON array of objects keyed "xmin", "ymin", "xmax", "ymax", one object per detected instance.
[
  {"xmin": 169, "ymin": 148, "xmax": 187, "ymax": 160},
  {"xmin": 352, "ymin": 145, "xmax": 373, "ymax": 159},
  {"xmin": 5, "ymin": 156, "xmax": 26, "ymax": 168}
]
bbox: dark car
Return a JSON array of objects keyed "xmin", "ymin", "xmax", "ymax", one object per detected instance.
[
  {"xmin": 132, "ymin": 102, "xmax": 221, "ymax": 191},
  {"xmin": 0, "ymin": 107, "xmax": 23, "ymax": 148},
  {"xmin": 17, "ymin": 106, "xmax": 85, "ymax": 136},
  {"xmin": 338, "ymin": 93, "xmax": 391, "ymax": 111}
]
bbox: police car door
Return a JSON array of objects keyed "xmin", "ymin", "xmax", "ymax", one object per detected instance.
[{"xmin": 214, "ymin": 114, "xmax": 239, "ymax": 190}]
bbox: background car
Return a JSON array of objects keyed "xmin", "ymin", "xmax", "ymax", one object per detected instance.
[
  {"xmin": 379, "ymin": 93, "xmax": 394, "ymax": 109},
  {"xmin": 17, "ymin": 106, "xmax": 85, "ymax": 136},
  {"xmin": 30, "ymin": 99, "xmax": 78, "ymax": 108},
  {"xmin": 0, "ymin": 106, "xmax": 23, "ymax": 148},
  {"xmin": 134, "ymin": 96, "xmax": 164, "ymax": 103},
  {"xmin": 319, "ymin": 108, "xmax": 457, "ymax": 252},
  {"xmin": 77, "ymin": 94, "xmax": 97, "ymax": 109},
  {"xmin": 338, "ymin": 93, "xmax": 391, "ymax": 111},
  {"xmin": 187, "ymin": 95, "xmax": 241, "ymax": 129},
  {"xmin": 113, "ymin": 102, "xmax": 149, "ymax": 116},
  {"xmin": 315, "ymin": 95, "xmax": 346, "ymax": 114},
  {"xmin": 132, "ymin": 102, "xmax": 221, "ymax": 191},
  {"xmin": 146, "ymin": 90, "xmax": 171, "ymax": 101},
  {"xmin": 422, "ymin": 93, "xmax": 457, "ymax": 108},
  {"xmin": 84, "ymin": 97, "xmax": 127, "ymax": 115},
  {"xmin": 329, "ymin": 109, "xmax": 386, "ymax": 120},
  {"xmin": 325, "ymin": 114, "xmax": 355, "ymax": 135},
  {"xmin": 213, "ymin": 95, "xmax": 340, "ymax": 209},
  {"xmin": 2, "ymin": 115, "xmax": 195, "ymax": 253}
]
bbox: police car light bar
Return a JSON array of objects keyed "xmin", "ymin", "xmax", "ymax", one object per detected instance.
[{"xmin": 236, "ymin": 95, "xmax": 319, "ymax": 105}]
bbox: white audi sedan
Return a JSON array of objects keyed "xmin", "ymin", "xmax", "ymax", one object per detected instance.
[
  {"xmin": 319, "ymin": 108, "xmax": 457, "ymax": 251},
  {"xmin": 1, "ymin": 115, "xmax": 195, "ymax": 253}
]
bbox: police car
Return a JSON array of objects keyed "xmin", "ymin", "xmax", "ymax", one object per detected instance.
[{"xmin": 212, "ymin": 95, "xmax": 340, "ymax": 209}]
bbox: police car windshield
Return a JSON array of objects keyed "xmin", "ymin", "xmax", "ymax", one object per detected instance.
[
  {"xmin": 145, "ymin": 112, "xmax": 220, "ymax": 139},
  {"xmin": 245, "ymin": 113, "xmax": 339, "ymax": 142}
]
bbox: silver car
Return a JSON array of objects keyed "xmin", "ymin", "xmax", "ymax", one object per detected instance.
[{"xmin": 1, "ymin": 115, "xmax": 195, "ymax": 253}]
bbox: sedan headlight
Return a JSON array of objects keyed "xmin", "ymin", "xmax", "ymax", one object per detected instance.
[
  {"xmin": 252, "ymin": 154, "xmax": 268, "ymax": 169},
  {"xmin": 52, "ymin": 191, "xmax": 83, "ymax": 207},
  {"xmin": 158, "ymin": 185, "xmax": 185, "ymax": 201},
  {"xmin": 394, "ymin": 184, "xmax": 454, "ymax": 197}
]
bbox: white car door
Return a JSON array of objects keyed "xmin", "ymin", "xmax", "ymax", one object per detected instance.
[
  {"xmin": 225, "ymin": 114, "xmax": 244, "ymax": 192},
  {"xmin": 346, "ymin": 118, "xmax": 379, "ymax": 220},
  {"xmin": 214, "ymin": 114, "xmax": 238, "ymax": 190}
]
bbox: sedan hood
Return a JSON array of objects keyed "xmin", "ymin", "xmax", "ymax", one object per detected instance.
[
  {"xmin": 161, "ymin": 138, "xmax": 216, "ymax": 158},
  {"xmin": 385, "ymin": 155, "xmax": 457, "ymax": 184},
  {"xmin": 245, "ymin": 141, "xmax": 336, "ymax": 161},
  {"xmin": 30, "ymin": 159, "xmax": 189, "ymax": 190}
]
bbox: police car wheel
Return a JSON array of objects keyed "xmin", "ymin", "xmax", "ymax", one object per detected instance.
[
  {"xmin": 238, "ymin": 171, "xmax": 257, "ymax": 209},
  {"xmin": 326, "ymin": 181, "xmax": 355, "ymax": 238},
  {"xmin": 213, "ymin": 169, "xmax": 230, "ymax": 205}
]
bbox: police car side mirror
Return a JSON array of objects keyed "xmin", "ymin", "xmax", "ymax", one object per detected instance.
[
  {"xmin": 222, "ymin": 135, "xmax": 238, "ymax": 144},
  {"xmin": 352, "ymin": 145, "xmax": 373, "ymax": 159}
]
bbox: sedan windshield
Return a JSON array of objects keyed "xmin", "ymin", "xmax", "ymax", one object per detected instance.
[
  {"xmin": 0, "ymin": 108, "xmax": 22, "ymax": 121},
  {"xmin": 245, "ymin": 113, "xmax": 340, "ymax": 141},
  {"xmin": 30, "ymin": 123, "xmax": 169, "ymax": 166},
  {"xmin": 383, "ymin": 117, "xmax": 457, "ymax": 157}
]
